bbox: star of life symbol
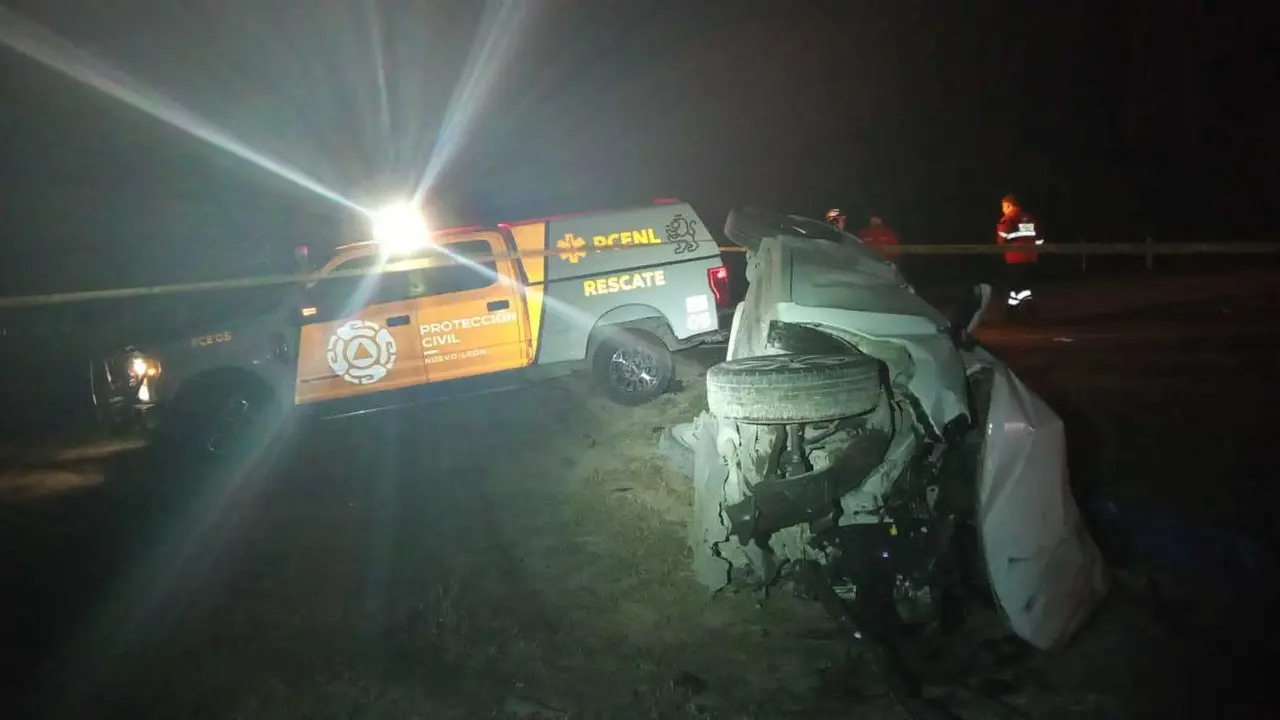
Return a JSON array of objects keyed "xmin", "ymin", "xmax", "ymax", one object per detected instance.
[
  {"xmin": 556, "ymin": 233, "xmax": 586, "ymax": 263},
  {"xmin": 326, "ymin": 320, "xmax": 398, "ymax": 385}
]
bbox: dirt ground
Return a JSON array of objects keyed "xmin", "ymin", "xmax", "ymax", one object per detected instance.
[
  {"xmin": 3, "ymin": 350, "xmax": 868, "ymax": 719},
  {"xmin": 3, "ymin": 296, "xmax": 1279, "ymax": 719}
]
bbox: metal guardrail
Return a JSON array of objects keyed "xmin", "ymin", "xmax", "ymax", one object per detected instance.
[{"xmin": 1, "ymin": 241, "xmax": 1278, "ymax": 309}]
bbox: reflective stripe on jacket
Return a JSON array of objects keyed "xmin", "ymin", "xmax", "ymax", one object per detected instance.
[{"xmin": 997, "ymin": 211, "xmax": 1039, "ymax": 264}]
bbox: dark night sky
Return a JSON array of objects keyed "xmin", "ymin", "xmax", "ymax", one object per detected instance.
[{"xmin": 0, "ymin": 0, "xmax": 1275, "ymax": 295}]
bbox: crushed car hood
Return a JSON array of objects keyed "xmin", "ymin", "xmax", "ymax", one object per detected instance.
[
  {"xmin": 730, "ymin": 235, "xmax": 969, "ymax": 434},
  {"xmin": 783, "ymin": 237, "xmax": 949, "ymax": 327}
]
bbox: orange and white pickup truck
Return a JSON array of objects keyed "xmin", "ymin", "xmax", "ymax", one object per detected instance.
[{"xmin": 90, "ymin": 200, "xmax": 731, "ymax": 454}]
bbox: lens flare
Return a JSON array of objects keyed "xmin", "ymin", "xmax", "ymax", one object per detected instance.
[
  {"xmin": 412, "ymin": 0, "xmax": 530, "ymax": 204},
  {"xmin": 0, "ymin": 6, "xmax": 364, "ymax": 213},
  {"xmin": 366, "ymin": 0, "xmax": 393, "ymax": 165},
  {"xmin": 370, "ymin": 202, "xmax": 431, "ymax": 254}
]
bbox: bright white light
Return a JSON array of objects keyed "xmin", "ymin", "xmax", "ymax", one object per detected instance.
[
  {"xmin": 137, "ymin": 381, "xmax": 151, "ymax": 404},
  {"xmin": 370, "ymin": 202, "xmax": 431, "ymax": 254},
  {"xmin": 130, "ymin": 356, "xmax": 149, "ymax": 378}
]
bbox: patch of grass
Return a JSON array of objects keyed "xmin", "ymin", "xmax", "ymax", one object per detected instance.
[{"xmin": 8, "ymin": 324, "xmax": 1277, "ymax": 719}]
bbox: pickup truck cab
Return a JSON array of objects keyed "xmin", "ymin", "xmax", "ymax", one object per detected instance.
[{"xmin": 92, "ymin": 200, "xmax": 730, "ymax": 454}]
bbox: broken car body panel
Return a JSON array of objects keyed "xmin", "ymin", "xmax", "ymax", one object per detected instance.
[
  {"xmin": 688, "ymin": 410, "xmax": 738, "ymax": 590},
  {"xmin": 968, "ymin": 347, "xmax": 1110, "ymax": 649},
  {"xmin": 699, "ymin": 211, "xmax": 1107, "ymax": 651},
  {"xmin": 728, "ymin": 231, "xmax": 967, "ymax": 437}
]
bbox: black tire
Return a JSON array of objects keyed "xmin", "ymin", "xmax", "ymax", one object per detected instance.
[
  {"xmin": 705, "ymin": 353, "xmax": 883, "ymax": 423},
  {"xmin": 592, "ymin": 328, "xmax": 674, "ymax": 406},
  {"xmin": 161, "ymin": 375, "xmax": 276, "ymax": 460}
]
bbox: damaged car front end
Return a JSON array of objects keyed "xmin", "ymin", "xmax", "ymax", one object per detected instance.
[{"xmin": 686, "ymin": 209, "xmax": 1108, "ymax": 689}]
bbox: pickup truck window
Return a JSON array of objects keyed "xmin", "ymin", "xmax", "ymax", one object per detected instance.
[
  {"xmin": 413, "ymin": 239, "xmax": 498, "ymax": 297},
  {"xmin": 313, "ymin": 255, "xmax": 412, "ymax": 316},
  {"xmin": 307, "ymin": 239, "xmax": 500, "ymax": 321}
]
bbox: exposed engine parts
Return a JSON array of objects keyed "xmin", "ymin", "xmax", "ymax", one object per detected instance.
[
  {"xmin": 721, "ymin": 389, "xmax": 895, "ymax": 541},
  {"xmin": 688, "ymin": 210, "xmax": 1108, "ymax": 719}
]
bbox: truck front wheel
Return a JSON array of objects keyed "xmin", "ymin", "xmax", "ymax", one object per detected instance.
[
  {"xmin": 163, "ymin": 374, "xmax": 278, "ymax": 459},
  {"xmin": 592, "ymin": 328, "xmax": 674, "ymax": 406}
]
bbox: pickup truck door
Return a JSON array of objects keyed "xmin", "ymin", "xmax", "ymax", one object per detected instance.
[
  {"xmin": 415, "ymin": 234, "xmax": 532, "ymax": 383},
  {"xmin": 294, "ymin": 254, "xmax": 427, "ymax": 405}
]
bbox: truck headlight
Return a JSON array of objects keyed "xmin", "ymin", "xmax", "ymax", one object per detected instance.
[{"xmin": 126, "ymin": 352, "xmax": 161, "ymax": 382}]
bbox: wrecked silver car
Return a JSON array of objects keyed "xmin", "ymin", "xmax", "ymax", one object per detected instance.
[{"xmin": 681, "ymin": 209, "xmax": 1108, "ymax": 663}]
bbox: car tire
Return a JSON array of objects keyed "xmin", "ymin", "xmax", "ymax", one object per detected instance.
[
  {"xmin": 162, "ymin": 376, "xmax": 277, "ymax": 460},
  {"xmin": 593, "ymin": 328, "xmax": 674, "ymax": 406},
  {"xmin": 706, "ymin": 353, "xmax": 883, "ymax": 423}
]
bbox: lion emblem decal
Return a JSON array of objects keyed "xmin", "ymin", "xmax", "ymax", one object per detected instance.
[{"xmin": 665, "ymin": 214, "xmax": 700, "ymax": 255}]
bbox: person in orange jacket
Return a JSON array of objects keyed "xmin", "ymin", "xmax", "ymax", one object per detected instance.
[
  {"xmin": 858, "ymin": 215, "xmax": 902, "ymax": 261},
  {"xmin": 996, "ymin": 194, "xmax": 1041, "ymax": 320}
]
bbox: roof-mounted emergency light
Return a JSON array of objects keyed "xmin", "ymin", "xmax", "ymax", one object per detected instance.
[{"xmin": 370, "ymin": 201, "xmax": 432, "ymax": 255}]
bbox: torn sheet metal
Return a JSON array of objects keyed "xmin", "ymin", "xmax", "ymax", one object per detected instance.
[
  {"xmin": 688, "ymin": 411, "xmax": 737, "ymax": 591},
  {"xmin": 977, "ymin": 361, "xmax": 1109, "ymax": 650}
]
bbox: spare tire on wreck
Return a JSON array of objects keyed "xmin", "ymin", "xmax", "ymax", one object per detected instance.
[{"xmin": 705, "ymin": 353, "xmax": 884, "ymax": 424}]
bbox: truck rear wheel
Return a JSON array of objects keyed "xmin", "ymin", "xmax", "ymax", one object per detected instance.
[{"xmin": 593, "ymin": 328, "xmax": 674, "ymax": 406}]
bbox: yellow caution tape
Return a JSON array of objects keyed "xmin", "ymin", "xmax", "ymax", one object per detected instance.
[{"xmin": 1, "ymin": 241, "xmax": 1277, "ymax": 309}]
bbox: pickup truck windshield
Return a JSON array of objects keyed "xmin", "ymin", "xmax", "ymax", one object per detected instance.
[{"xmin": 309, "ymin": 239, "xmax": 499, "ymax": 316}]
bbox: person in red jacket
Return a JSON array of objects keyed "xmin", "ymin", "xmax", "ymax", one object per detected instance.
[
  {"xmin": 996, "ymin": 194, "xmax": 1041, "ymax": 320},
  {"xmin": 858, "ymin": 215, "xmax": 902, "ymax": 261}
]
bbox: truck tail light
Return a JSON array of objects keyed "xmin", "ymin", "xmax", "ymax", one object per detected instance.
[{"xmin": 707, "ymin": 265, "xmax": 730, "ymax": 307}]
